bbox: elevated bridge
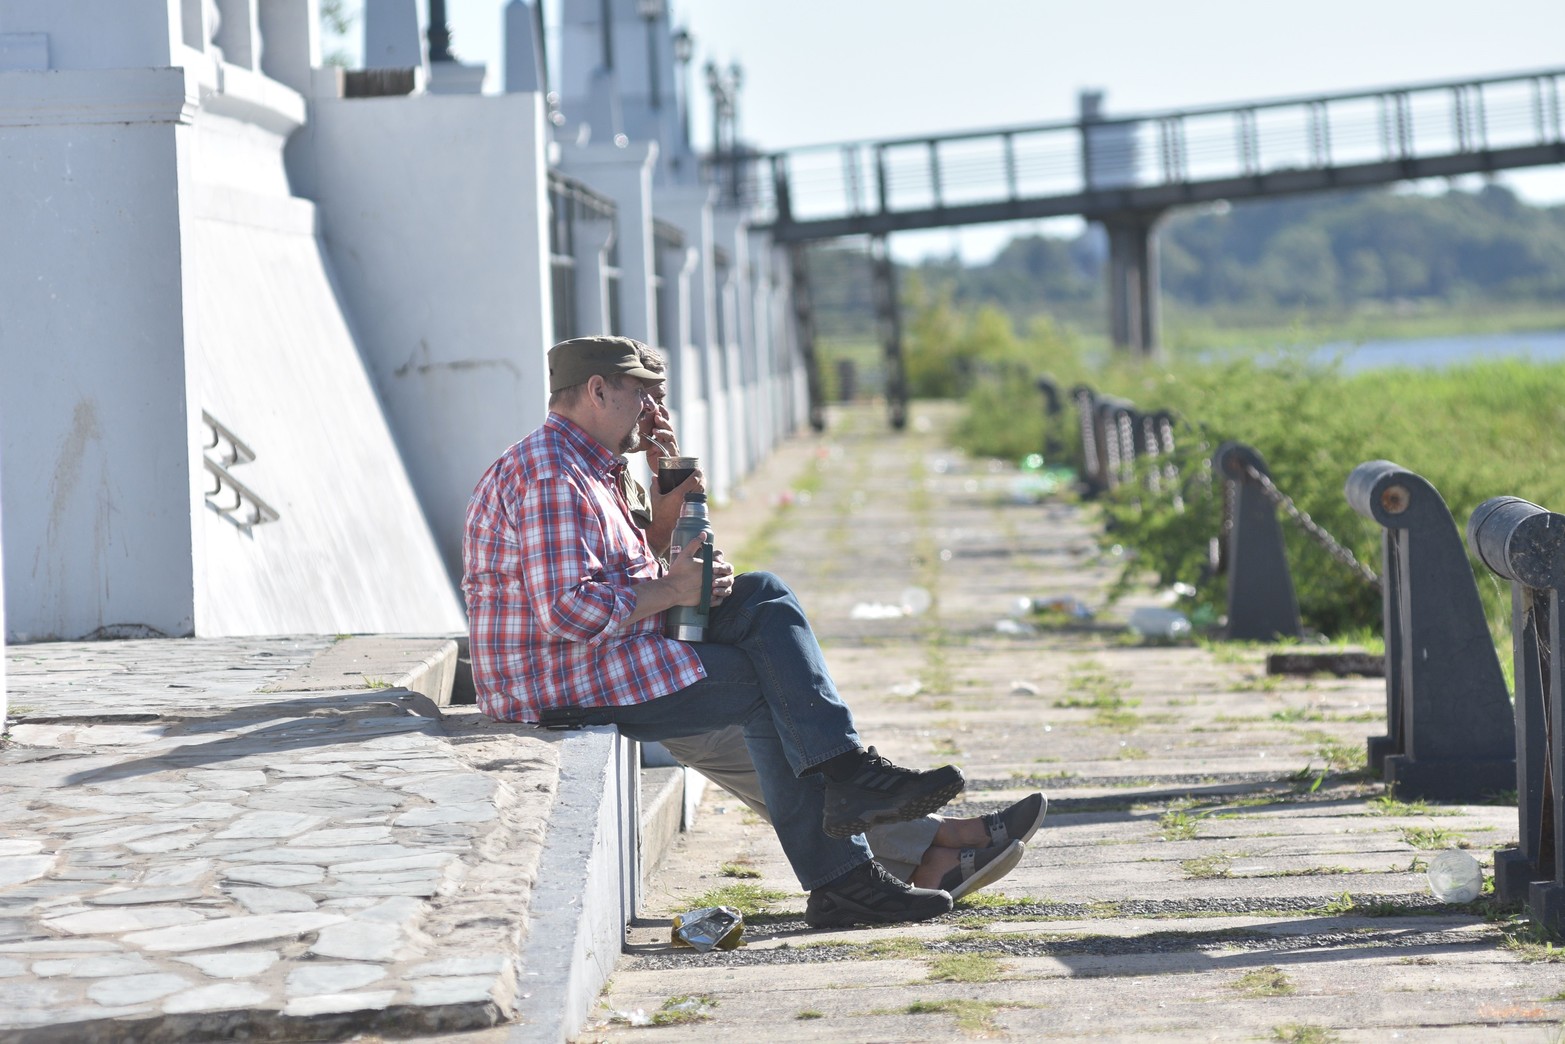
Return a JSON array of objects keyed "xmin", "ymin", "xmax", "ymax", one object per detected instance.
[{"xmin": 717, "ymin": 67, "xmax": 1565, "ymax": 367}]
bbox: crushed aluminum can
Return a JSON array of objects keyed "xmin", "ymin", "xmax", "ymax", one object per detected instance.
[{"xmin": 670, "ymin": 905, "xmax": 744, "ymax": 952}]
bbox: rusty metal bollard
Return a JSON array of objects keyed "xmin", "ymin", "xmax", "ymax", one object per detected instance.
[
  {"xmin": 1466, "ymin": 495, "xmax": 1565, "ymax": 924},
  {"xmin": 1344, "ymin": 461, "xmax": 1515, "ymax": 802}
]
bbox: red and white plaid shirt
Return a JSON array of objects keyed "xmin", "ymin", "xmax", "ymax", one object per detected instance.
[{"xmin": 462, "ymin": 413, "xmax": 706, "ymax": 722}]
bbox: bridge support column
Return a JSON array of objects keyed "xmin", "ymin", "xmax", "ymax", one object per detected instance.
[
  {"xmin": 1099, "ymin": 212, "xmax": 1163, "ymax": 360},
  {"xmin": 870, "ymin": 235, "xmax": 908, "ymax": 431},
  {"xmin": 786, "ymin": 244, "xmax": 826, "ymax": 432}
]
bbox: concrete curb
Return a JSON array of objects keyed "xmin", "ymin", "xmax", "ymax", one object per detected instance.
[{"xmin": 508, "ymin": 728, "xmax": 638, "ymax": 1043}]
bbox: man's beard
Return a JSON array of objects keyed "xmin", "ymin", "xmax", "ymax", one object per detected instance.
[{"xmin": 618, "ymin": 427, "xmax": 640, "ymax": 454}]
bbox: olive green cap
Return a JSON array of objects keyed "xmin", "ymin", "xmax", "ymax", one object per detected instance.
[{"xmin": 548, "ymin": 335, "xmax": 662, "ymax": 392}]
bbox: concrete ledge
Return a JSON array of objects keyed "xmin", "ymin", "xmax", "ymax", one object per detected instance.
[{"xmin": 509, "ymin": 727, "xmax": 637, "ymax": 1043}]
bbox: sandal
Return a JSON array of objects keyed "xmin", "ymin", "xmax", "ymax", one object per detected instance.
[
  {"xmin": 983, "ymin": 792, "xmax": 1047, "ymax": 848},
  {"xmin": 938, "ymin": 839, "xmax": 1026, "ymax": 901}
]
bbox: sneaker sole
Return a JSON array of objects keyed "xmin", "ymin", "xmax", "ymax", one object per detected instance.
[
  {"xmin": 804, "ymin": 891, "xmax": 953, "ymax": 928},
  {"xmin": 948, "ymin": 840, "xmax": 1026, "ymax": 902},
  {"xmin": 822, "ymin": 771, "xmax": 966, "ymax": 839}
]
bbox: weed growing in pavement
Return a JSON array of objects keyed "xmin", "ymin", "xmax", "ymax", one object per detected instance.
[
  {"xmin": 1271, "ymin": 1025, "xmax": 1340, "ymax": 1044},
  {"xmin": 953, "ymin": 891, "xmax": 1049, "ymax": 910},
  {"xmin": 899, "ymin": 999, "xmax": 1023, "ymax": 1034},
  {"xmin": 1310, "ymin": 892, "xmax": 1356, "ymax": 915},
  {"xmin": 677, "ymin": 884, "xmax": 788, "ymax": 917},
  {"xmin": 799, "ymin": 937, "xmax": 926, "ymax": 960},
  {"xmin": 1367, "ymin": 795, "xmax": 1441, "ymax": 817},
  {"xmin": 1400, "ymin": 827, "xmax": 1470, "ymax": 850},
  {"xmin": 361, "ymin": 676, "xmax": 393, "ymax": 690},
  {"xmin": 796, "ymin": 1009, "xmax": 825, "ymax": 1020},
  {"xmin": 1272, "ymin": 705, "xmax": 1327, "ymax": 723},
  {"xmin": 1159, "ymin": 809, "xmax": 1200, "ymax": 841},
  {"xmin": 1502, "ymin": 919, "xmax": 1565, "ymax": 962},
  {"xmin": 718, "ymin": 862, "xmax": 761, "ymax": 879},
  {"xmin": 1233, "ymin": 966, "xmax": 1295, "ymax": 997},
  {"xmin": 926, "ymin": 953, "xmax": 1008, "ymax": 983},
  {"xmin": 1182, "ymin": 855, "xmax": 1233, "ymax": 879},
  {"xmin": 649, "ymin": 995, "xmax": 717, "ymax": 1026},
  {"xmin": 1313, "ymin": 739, "xmax": 1364, "ymax": 772}
]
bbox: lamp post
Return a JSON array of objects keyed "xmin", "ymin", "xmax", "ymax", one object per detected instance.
[
  {"xmin": 673, "ymin": 27, "xmax": 693, "ymax": 149},
  {"xmin": 637, "ymin": 0, "xmax": 664, "ymax": 110}
]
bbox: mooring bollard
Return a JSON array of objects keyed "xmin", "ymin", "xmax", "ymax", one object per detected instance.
[
  {"xmin": 1466, "ymin": 495, "xmax": 1565, "ymax": 922},
  {"xmin": 1036, "ymin": 375, "xmax": 1066, "ymax": 464},
  {"xmin": 1070, "ymin": 384, "xmax": 1109, "ymax": 498},
  {"xmin": 1212, "ymin": 443, "xmax": 1302, "ymax": 641},
  {"xmin": 1344, "ymin": 461, "xmax": 1515, "ymax": 801}
]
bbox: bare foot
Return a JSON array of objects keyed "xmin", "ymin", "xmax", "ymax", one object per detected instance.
[
  {"xmin": 930, "ymin": 815, "xmax": 989, "ymax": 849},
  {"xmin": 910, "ymin": 844, "xmax": 963, "ymax": 889}
]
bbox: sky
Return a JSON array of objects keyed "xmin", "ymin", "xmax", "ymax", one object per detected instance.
[{"xmin": 332, "ymin": 1, "xmax": 1565, "ymax": 261}]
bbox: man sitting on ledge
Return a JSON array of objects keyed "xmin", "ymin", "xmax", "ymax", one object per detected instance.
[{"xmin": 462, "ymin": 335, "xmax": 966, "ymax": 927}]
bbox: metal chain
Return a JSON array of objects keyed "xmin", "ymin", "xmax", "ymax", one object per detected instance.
[{"xmin": 1241, "ymin": 463, "xmax": 1383, "ymax": 592}]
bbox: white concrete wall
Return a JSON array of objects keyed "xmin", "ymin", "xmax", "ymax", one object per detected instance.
[
  {"xmin": 301, "ymin": 91, "xmax": 556, "ymax": 585},
  {"xmin": 1, "ymin": 1, "xmax": 466, "ymax": 640},
  {"xmin": 0, "ymin": 66, "xmax": 200, "ymax": 640}
]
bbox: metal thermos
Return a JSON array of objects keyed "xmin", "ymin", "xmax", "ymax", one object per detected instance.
[{"xmin": 664, "ymin": 493, "xmax": 714, "ymax": 642}]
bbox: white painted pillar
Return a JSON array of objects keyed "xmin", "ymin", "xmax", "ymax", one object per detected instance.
[
  {"xmin": 559, "ymin": 141, "xmax": 658, "ymax": 343},
  {"xmin": 573, "ymin": 217, "xmax": 617, "ymax": 339},
  {"xmin": 0, "ymin": 61, "xmax": 199, "ymax": 640}
]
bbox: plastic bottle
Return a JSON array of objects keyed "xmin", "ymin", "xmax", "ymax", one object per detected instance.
[
  {"xmin": 1127, "ymin": 606, "xmax": 1192, "ymax": 639},
  {"xmin": 664, "ymin": 493, "xmax": 715, "ymax": 642},
  {"xmin": 1426, "ymin": 849, "xmax": 1483, "ymax": 903}
]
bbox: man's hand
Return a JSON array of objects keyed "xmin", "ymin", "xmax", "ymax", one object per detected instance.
[
  {"xmin": 710, "ymin": 548, "xmax": 736, "ymax": 605},
  {"xmin": 623, "ymin": 535, "xmax": 711, "ymax": 627},
  {"xmin": 639, "ymin": 401, "xmax": 678, "ymax": 472},
  {"xmin": 647, "ymin": 465, "xmax": 705, "ymax": 552}
]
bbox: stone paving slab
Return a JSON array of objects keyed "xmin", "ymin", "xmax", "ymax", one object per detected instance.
[
  {"xmin": 585, "ymin": 404, "xmax": 1550, "ymax": 1043},
  {"xmin": 0, "ymin": 637, "xmax": 560, "ymax": 1042}
]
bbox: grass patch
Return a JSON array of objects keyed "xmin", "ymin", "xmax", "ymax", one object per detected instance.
[
  {"xmin": 361, "ymin": 676, "xmax": 393, "ymax": 690},
  {"xmin": 1367, "ymin": 795, "xmax": 1439, "ymax": 817},
  {"xmin": 1182, "ymin": 855, "xmax": 1233, "ymax": 879},
  {"xmin": 718, "ymin": 862, "xmax": 761, "ymax": 879},
  {"xmin": 1272, "ymin": 1026, "xmax": 1340, "ymax": 1044},
  {"xmin": 650, "ymin": 994, "xmax": 717, "ymax": 1026},
  {"xmin": 677, "ymin": 883, "xmax": 789, "ymax": 917},
  {"xmin": 953, "ymin": 891, "xmax": 1048, "ymax": 910},
  {"xmin": 1159, "ymin": 809, "xmax": 1200, "ymax": 842},
  {"xmin": 1503, "ymin": 920, "xmax": 1565, "ymax": 962},
  {"xmin": 1272, "ymin": 705, "xmax": 1327, "ymax": 723},
  {"xmin": 799, "ymin": 937, "xmax": 927, "ymax": 960},
  {"xmin": 1233, "ymin": 966, "xmax": 1295, "ymax": 997},
  {"xmin": 1309, "ymin": 892, "xmax": 1356, "ymax": 915},
  {"xmin": 1400, "ymin": 826, "xmax": 1470, "ymax": 850},
  {"xmin": 903, "ymin": 999, "xmax": 1014, "ymax": 1034},
  {"xmin": 926, "ymin": 953, "xmax": 1008, "ymax": 983},
  {"xmin": 796, "ymin": 1009, "xmax": 825, "ymax": 1020}
]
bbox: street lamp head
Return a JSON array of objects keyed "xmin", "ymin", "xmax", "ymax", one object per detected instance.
[
  {"xmin": 704, "ymin": 60, "xmax": 720, "ymax": 91},
  {"xmin": 636, "ymin": 0, "xmax": 665, "ymax": 21},
  {"xmin": 672, "ymin": 28, "xmax": 693, "ymax": 64},
  {"xmin": 729, "ymin": 62, "xmax": 743, "ymax": 91}
]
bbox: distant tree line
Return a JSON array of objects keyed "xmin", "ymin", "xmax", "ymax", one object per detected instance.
[{"xmin": 807, "ymin": 184, "xmax": 1565, "ymax": 336}]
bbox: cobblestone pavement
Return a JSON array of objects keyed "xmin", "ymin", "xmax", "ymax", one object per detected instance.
[
  {"xmin": 1, "ymin": 637, "xmax": 561, "ymax": 1042},
  {"xmin": 585, "ymin": 403, "xmax": 1551, "ymax": 1043}
]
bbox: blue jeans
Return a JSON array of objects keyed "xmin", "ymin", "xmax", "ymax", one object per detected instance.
[{"xmin": 582, "ymin": 571, "xmax": 871, "ymax": 890}]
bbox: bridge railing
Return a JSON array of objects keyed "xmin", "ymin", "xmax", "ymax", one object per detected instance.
[{"xmin": 725, "ymin": 68, "xmax": 1565, "ymax": 234}]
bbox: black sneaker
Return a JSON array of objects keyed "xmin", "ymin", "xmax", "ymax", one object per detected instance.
[
  {"xmin": 820, "ymin": 746, "xmax": 964, "ymax": 839},
  {"xmin": 804, "ymin": 860, "xmax": 953, "ymax": 928}
]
